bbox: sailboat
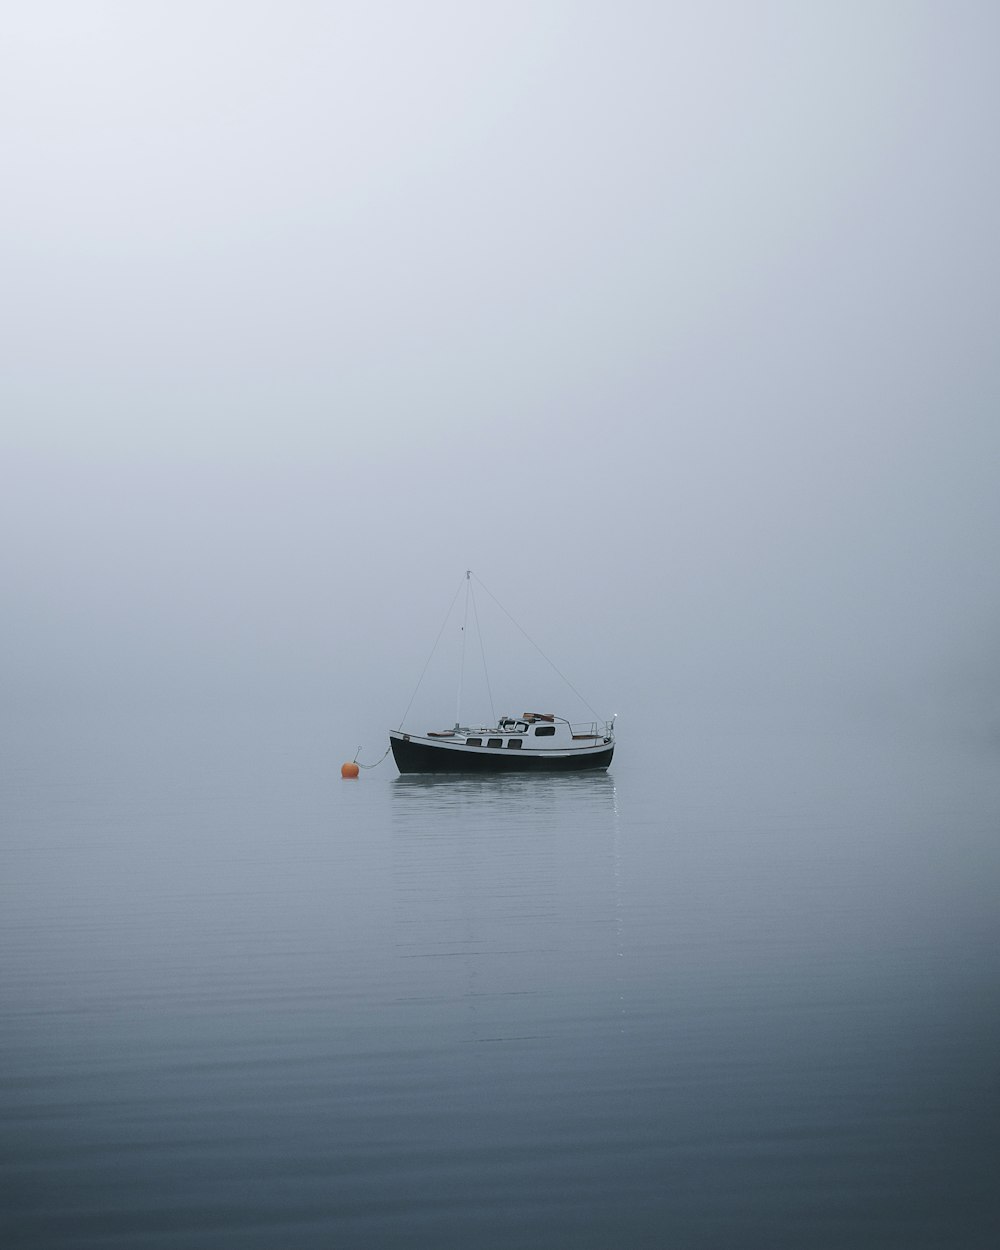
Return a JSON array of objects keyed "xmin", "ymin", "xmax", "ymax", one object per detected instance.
[{"xmin": 389, "ymin": 572, "xmax": 615, "ymax": 774}]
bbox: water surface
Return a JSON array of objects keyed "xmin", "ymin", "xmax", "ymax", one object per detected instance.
[{"xmin": 3, "ymin": 710, "xmax": 999, "ymax": 1247}]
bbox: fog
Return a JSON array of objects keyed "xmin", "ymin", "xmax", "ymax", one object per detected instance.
[{"xmin": 3, "ymin": 2, "xmax": 999, "ymax": 748}]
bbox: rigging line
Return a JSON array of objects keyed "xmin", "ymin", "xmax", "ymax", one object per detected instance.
[
  {"xmin": 471, "ymin": 572, "xmax": 602, "ymax": 721},
  {"xmin": 457, "ymin": 570, "xmax": 471, "ymax": 728},
  {"xmin": 397, "ymin": 573, "xmax": 467, "ymax": 730},
  {"xmin": 470, "ymin": 578, "xmax": 496, "ymax": 726}
]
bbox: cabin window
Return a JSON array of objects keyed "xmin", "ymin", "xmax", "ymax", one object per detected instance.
[
  {"xmin": 466, "ymin": 737, "xmax": 482, "ymax": 746},
  {"xmin": 487, "ymin": 737, "xmax": 503, "ymax": 748},
  {"xmin": 506, "ymin": 739, "xmax": 522, "ymax": 749},
  {"xmin": 534, "ymin": 725, "xmax": 556, "ymax": 737}
]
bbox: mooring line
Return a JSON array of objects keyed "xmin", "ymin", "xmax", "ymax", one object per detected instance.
[{"xmin": 354, "ymin": 744, "xmax": 392, "ymax": 769}]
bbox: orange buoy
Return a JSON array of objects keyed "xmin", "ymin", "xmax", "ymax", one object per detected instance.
[{"xmin": 341, "ymin": 761, "xmax": 360, "ymax": 779}]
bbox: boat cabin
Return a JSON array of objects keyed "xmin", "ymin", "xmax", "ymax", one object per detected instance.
[{"xmin": 425, "ymin": 713, "xmax": 606, "ymax": 750}]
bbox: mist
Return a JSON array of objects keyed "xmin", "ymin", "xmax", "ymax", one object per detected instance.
[
  {"xmin": 3, "ymin": 2, "xmax": 998, "ymax": 746},
  {"xmin": 5, "ymin": 11, "xmax": 1000, "ymax": 1245}
]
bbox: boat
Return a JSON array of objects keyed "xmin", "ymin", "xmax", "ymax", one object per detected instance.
[
  {"xmin": 389, "ymin": 573, "xmax": 615, "ymax": 774},
  {"xmin": 390, "ymin": 712, "xmax": 615, "ymax": 774}
]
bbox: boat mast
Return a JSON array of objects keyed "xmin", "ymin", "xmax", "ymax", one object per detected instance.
[{"xmin": 456, "ymin": 569, "xmax": 471, "ymax": 730}]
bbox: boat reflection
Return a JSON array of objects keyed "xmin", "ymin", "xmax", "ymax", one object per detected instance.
[{"xmin": 390, "ymin": 769, "xmax": 617, "ymax": 818}]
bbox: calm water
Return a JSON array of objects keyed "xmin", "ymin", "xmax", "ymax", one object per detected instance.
[{"xmin": 2, "ymin": 709, "xmax": 999, "ymax": 1248}]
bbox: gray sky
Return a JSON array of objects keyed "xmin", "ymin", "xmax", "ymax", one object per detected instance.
[{"xmin": 3, "ymin": 2, "xmax": 998, "ymax": 741}]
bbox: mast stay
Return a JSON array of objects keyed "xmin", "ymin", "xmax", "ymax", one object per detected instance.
[{"xmin": 398, "ymin": 569, "xmax": 602, "ymax": 731}]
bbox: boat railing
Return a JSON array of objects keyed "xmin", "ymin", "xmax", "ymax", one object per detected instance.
[{"xmin": 570, "ymin": 720, "xmax": 615, "ymax": 740}]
